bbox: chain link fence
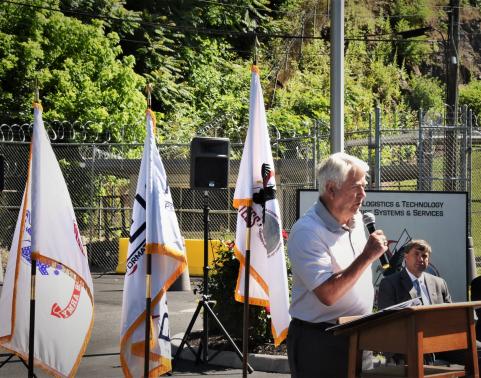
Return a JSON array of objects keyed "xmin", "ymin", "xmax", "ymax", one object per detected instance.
[
  {"xmin": 344, "ymin": 106, "xmax": 481, "ymax": 255},
  {"xmin": 0, "ymin": 108, "xmax": 480, "ymax": 273}
]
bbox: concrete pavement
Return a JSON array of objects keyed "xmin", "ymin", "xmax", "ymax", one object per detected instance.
[{"xmin": 0, "ymin": 274, "xmax": 290, "ymax": 377}]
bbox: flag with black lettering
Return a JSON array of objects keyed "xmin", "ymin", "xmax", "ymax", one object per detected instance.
[
  {"xmin": 120, "ymin": 109, "xmax": 187, "ymax": 377},
  {"xmin": 0, "ymin": 102, "xmax": 94, "ymax": 376},
  {"xmin": 233, "ymin": 65, "xmax": 290, "ymax": 346}
]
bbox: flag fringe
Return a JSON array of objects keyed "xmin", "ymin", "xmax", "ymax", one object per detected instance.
[
  {"xmin": 0, "ymin": 343, "xmax": 63, "ymax": 378},
  {"xmin": 233, "ymin": 198, "xmax": 253, "ymax": 209},
  {"xmin": 146, "ymin": 109, "xmax": 156, "ymax": 133},
  {"xmin": 271, "ymin": 325, "xmax": 288, "ymax": 347},
  {"xmin": 32, "ymin": 102, "xmax": 43, "ymax": 111},
  {"xmin": 126, "ymin": 341, "xmax": 173, "ymax": 378},
  {"xmin": 234, "ymin": 246, "xmax": 269, "ymax": 294},
  {"xmin": 0, "ymin": 140, "xmax": 33, "ymax": 344},
  {"xmin": 145, "ymin": 243, "xmax": 186, "ymax": 260},
  {"xmin": 67, "ymin": 303, "xmax": 95, "ymax": 378},
  {"xmin": 120, "ymin": 257, "xmax": 186, "ymax": 377}
]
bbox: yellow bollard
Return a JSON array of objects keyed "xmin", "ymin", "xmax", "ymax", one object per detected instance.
[
  {"xmin": 116, "ymin": 237, "xmax": 129, "ymax": 274},
  {"xmin": 184, "ymin": 239, "xmax": 221, "ymax": 277},
  {"xmin": 115, "ymin": 238, "xmax": 222, "ymax": 276}
]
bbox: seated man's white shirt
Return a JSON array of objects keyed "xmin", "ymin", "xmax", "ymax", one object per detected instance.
[
  {"xmin": 288, "ymin": 200, "xmax": 373, "ymax": 323},
  {"xmin": 406, "ymin": 269, "xmax": 431, "ymax": 304}
]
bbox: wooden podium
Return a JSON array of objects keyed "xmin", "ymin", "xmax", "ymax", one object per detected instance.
[{"xmin": 332, "ymin": 302, "xmax": 481, "ymax": 378}]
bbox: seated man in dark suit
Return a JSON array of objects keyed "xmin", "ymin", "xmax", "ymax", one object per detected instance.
[
  {"xmin": 378, "ymin": 239, "xmax": 454, "ymax": 365},
  {"xmin": 378, "ymin": 239, "xmax": 451, "ymax": 309}
]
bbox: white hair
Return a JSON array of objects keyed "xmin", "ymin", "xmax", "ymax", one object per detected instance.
[{"xmin": 317, "ymin": 152, "xmax": 369, "ymax": 196}]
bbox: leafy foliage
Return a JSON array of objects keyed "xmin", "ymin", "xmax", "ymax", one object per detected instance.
[
  {"xmin": 460, "ymin": 80, "xmax": 481, "ymax": 117},
  {"xmin": 201, "ymin": 239, "xmax": 272, "ymax": 346},
  {"xmin": 0, "ymin": 1, "xmax": 146, "ymax": 141},
  {"xmin": 407, "ymin": 74, "xmax": 444, "ymax": 111},
  {"xmin": 0, "ymin": 0, "xmax": 477, "ymax": 141}
]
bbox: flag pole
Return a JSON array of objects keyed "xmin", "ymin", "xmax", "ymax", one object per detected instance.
[
  {"xmin": 242, "ymin": 205, "xmax": 252, "ymax": 378},
  {"xmin": 28, "ymin": 83, "xmax": 41, "ymax": 378},
  {"xmin": 144, "ymin": 252, "xmax": 152, "ymax": 378},
  {"xmin": 143, "ymin": 84, "xmax": 153, "ymax": 378},
  {"xmin": 242, "ymin": 38, "xmax": 259, "ymax": 378},
  {"xmin": 28, "ymin": 252, "xmax": 37, "ymax": 378}
]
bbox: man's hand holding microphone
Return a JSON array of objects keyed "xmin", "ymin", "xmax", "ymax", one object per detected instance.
[{"xmin": 362, "ymin": 212, "xmax": 390, "ymax": 269}]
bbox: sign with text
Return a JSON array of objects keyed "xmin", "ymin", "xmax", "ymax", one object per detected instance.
[{"xmin": 296, "ymin": 190, "xmax": 468, "ymax": 301}]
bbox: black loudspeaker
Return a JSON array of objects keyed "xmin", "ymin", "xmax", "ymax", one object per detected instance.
[
  {"xmin": 0, "ymin": 155, "xmax": 4, "ymax": 192},
  {"xmin": 190, "ymin": 137, "xmax": 229, "ymax": 189}
]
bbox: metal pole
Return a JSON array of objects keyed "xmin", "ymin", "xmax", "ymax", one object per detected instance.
[
  {"xmin": 461, "ymin": 105, "xmax": 468, "ymax": 192},
  {"xmin": 374, "ymin": 106, "xmax": 381, "ymax": 189},
  {"xmin": 89, "ymin": 142, "xmax": 95, "ymax": 247},
  {"xmin": 417, "ymin": 108, "xmax": 424, "ymax": 191},
  {"xmin": 0, "ymin": 246, "xmax": 3, "ymax": 284},
  {"xmin": 242, "ymin": 206, "xmax": 252, "ymax": 378},
  {"xmin": 467, "ymin": 108, "xmax": 473, "ymax": 236},
  {"xmin": 312, "ymin": 121, "xmax": 318, "ymax": 185},
  {"xmin": 28, "ymin": 96, "xmax": 39, "ymax": 378},
  {"xmin": 330, "ymin": 0, "xmax": 344, "ymax": 153},
  {"xmin": 444, "ymin": 0, "xmax": 460, "ymax": 192},
  {"xmin": 203, "ymin": 191, "xmax": 210, "ymax": 363},
  {"xmin": 143, "ymin": 251, "xmax": 152, "ymax": 377},
  {"xmin": 144, "ymin": 89, "xmax": 153, "ymax": 377},
  {"xmin": 368, "ymin": 112, "xmax": 373, "ymax": 189},
  {"xmin": 428, "ymin": 127, "xmax": 434, "ymax": 191},
  {"xmin": 28, "ymin": 257, "xmax": 36, "ymax": 378}
]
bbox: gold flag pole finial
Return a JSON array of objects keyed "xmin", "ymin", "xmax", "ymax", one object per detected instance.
[{"xmin": 145, "ymin": 83, "xmax": 153, "ymax": 109}]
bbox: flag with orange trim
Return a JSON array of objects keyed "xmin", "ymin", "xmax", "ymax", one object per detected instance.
[
  {"xmin": 0, "ymin": 103, "xmax": 94, "ymax": 377},
  {"xmin": 233, "ymin": 65, "xmax": 290, "ymax": 346},
  {"xmin": 120, "ymin": 109, "xmax": 187, "ymax": 377}
]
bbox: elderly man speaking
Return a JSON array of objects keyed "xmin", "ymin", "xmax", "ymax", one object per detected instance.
[{"xmin": 287, "ymin": 152, "xmax": 388, "ymax": 378}]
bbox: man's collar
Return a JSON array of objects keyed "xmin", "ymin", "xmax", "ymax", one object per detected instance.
[
  {"xmin": 315, "ymin": 199, "xmax": 355, "ymax": 234},
  {"xmin": 406, "ymin": 268, "xmax": 425, "ymax": 282}
]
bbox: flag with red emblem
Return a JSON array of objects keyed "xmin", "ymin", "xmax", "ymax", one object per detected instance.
[{"xmin": 0, "ymin": 102, "xmax": 94, "ymax": 377}]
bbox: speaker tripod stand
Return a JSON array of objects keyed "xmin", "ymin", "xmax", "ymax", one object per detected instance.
[
  {"xmin": 0, "ymin": 353, "xmax": 36, "ymax": 377},
  {"xmin": 173, "ymin": 191, "xmax": 253, "ymax": 373}
]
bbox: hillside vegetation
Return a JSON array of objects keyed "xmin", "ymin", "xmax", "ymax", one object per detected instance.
[{"xmin": 1, "ymin": 0, "xmax": 481, "ymax": 142}]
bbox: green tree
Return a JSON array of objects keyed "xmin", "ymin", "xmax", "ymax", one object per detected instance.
[
  {"xmin": 0, "ymin": 0, "xmax": 455, "ymax": 143},
  {"xmin": 0, "ymin": 1, "xmax": 146, "ymax": 142},
  {"xmin": 460, "ymin": 80, "xmax": 481, "ymax": 119},
  {"xmin": 407, "ymin": 74, "xmax": 444, "ymax": 111}
]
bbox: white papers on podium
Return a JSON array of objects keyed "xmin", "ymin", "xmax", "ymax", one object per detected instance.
[
  {"xmin": 382, "ymin": 297, "xmax": 422, "ymax": 311},
  {"xmin": 326, "ymin": 297, "xmax": 423, "ymax": 332}
]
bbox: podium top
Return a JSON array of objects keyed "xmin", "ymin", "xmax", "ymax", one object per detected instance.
[{"xmin": 330, "ymin": 301, "xmax": 481, "ymax": 335}]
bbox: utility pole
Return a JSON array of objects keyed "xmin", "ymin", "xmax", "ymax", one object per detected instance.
[
  {"xmin": 444, "ymin": 0, "xmax": 460, "ymax": 191},
  {"xmin": 330, "ymin": 0, "xmax": 344, "ymax": 153}
]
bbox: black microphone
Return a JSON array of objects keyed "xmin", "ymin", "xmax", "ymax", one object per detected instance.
[{"xmin": 362, "ymin": 212, "xmax": 390, "ymax": 269}]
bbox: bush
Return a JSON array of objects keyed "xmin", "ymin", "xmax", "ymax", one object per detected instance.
[
  {"xmin": 198, "ymin": 239, "xmax": 272, "ymax": 347},
  {"xmin": 407, "ymin": 75, "xmax": 444, "ymax": 111},
  {"xmin": 460, "ymin": 80, "xmax": 481, "ymax": 119}
]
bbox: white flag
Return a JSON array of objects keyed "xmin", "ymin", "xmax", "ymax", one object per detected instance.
[
  {"xmin": 0, "ymin": 103, "xmax": 94, "ymax": 377},
  {"xmin": 120, "ymin": 109, "xmax": 187, "ymax": 377},
  {"xmin": 233, "ymin": 65, "xmax": 291, "ymax": 346}
]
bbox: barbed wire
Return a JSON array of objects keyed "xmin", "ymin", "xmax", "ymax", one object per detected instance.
[{"xmin": 0, "ymin": 105, "xmax": 479, "ymax": 146}]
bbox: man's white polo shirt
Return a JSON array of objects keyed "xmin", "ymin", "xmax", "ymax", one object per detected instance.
[{"xmin": 288, "ymin": 200, "xmax": 374, "ymax": 323}]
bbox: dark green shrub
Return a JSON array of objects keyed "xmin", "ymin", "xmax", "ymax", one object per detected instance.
[
  {"xmin": 407, "ymin": 75, "xmax": 444, "ymax": 111},
  {"xmin": 460, "ymin": 80, "xmax": 481, "ymax": 119},
  {"xmin": 200, "ymin": 239, "xmax": 272, "ymax": 348}
]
